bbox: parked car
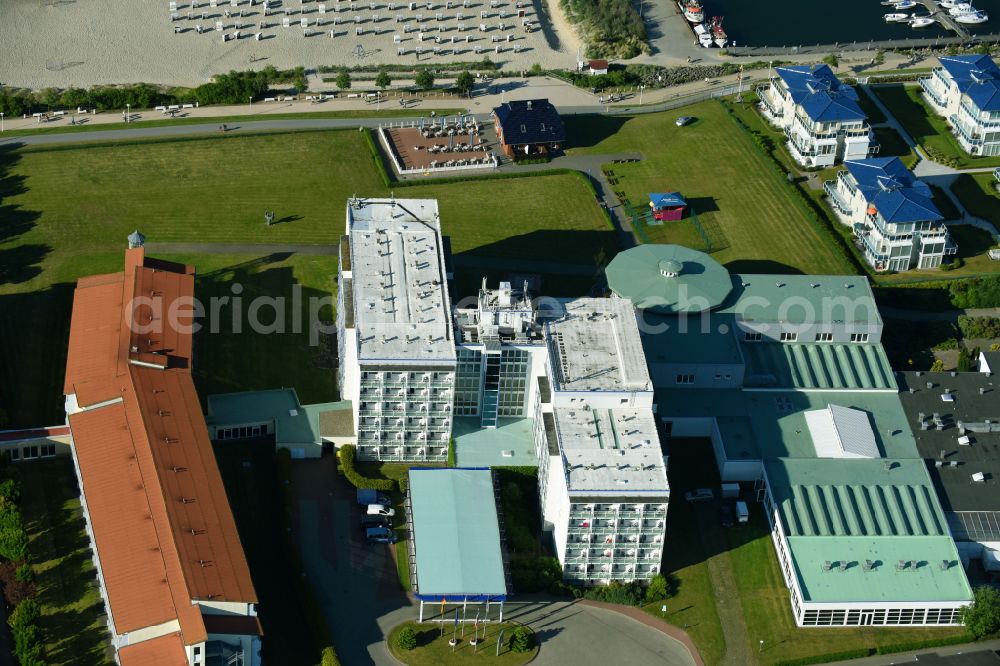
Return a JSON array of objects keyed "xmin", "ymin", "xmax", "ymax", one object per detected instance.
[
  {"xmin": 735, "ymin": 500, "xmax": 749, "ymax": 524},
  {"xmin": 684, "ymin": 488, "xmax": 713, "ymax": 503},
  {"xmin": 367, "ymin": 503, "xmax": 396, "ymax": 517},
  {"xmin": 357, "ymin": 488, "xmax": 392, "ymax": 507},
  {"xmin": 719, "ymin": 503, "xmax": 734, "ymax": 528},
  {"xmin": 365, "ymin": 527, "xmax": 398, "ymax": 544},
  {"xmin": 360, "ymin": 514, "xmax": 392, "ymax": 531},
  {"xmin": 675, "ymin": 116, "xmax": 695, "ymax": 127}
]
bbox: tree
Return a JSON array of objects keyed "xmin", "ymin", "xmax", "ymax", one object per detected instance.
[
  {"xmin": 530, "ymin": 63, "xmax": 543, "ymax": 75},
  {"xmin": 335, "ymin": 70, "xmax": 352, "ymax": 90},
  {"xmin": 375, "ymin": 70, "xmax": 392, "ymax": 91},
  {"xmin": 415, "ymin": 70, "xmax": 435, "ymax": 91},
  {"xmin": 930, "ymin": 359, "xmax": 945, "ymax": 372},
  {"xmin": 509, "ymin": 626, "xmax": 533, "ymax": 652},
  {"xmin": 822, "ymin": 54, "xmax": 839, "ymax": 70},
  {"xmin": 396, "ymin": 626, "xmax": 417, "ymax": 651},
  {"xmin": 454, "ymin": 70, "xmax": 475, "ymax": 98},
  {"xmin": 874, "ymin": 49, "xmax": 886, "ymax": 66},
  {"xmin": 645, "ymin": 573, "xmax": 668, "ymax": 603},
  {"xmin": 962, "ymin": 586, "xmax": 1000, "ymax": 638}
]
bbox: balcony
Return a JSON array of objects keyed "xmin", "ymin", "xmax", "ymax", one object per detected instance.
[
  {"xmin": 824, "ymin": 180, "xmax": 853, "ymax": 215},
  {"xmin": 756, "ymin": 85, "xmax": 784, "ymax": 121},
  {"xmin": 959, "ymin": 101, "xmax": 1000, "ymax": 130},
  {"xmin": 919, "ymin": 77, "xmax": 948, "ymax": 109}
]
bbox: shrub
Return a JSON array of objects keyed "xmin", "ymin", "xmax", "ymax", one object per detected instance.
[
  {"xmin": 958, "ymin": 315, "xmax": 1000, "ymax": 340},
  {"xmin": 950, "ymin": 275, "xmax": 1000, "ymax": 308},
  {"xmin": 931, "ymin": 359, "xmax": 945, "ymax": 372},
  {"xmin": 321, "ymin": 647, "xmax": 340, "ymax": 666},
  {"xmin": 338, "ymin": 445, "xmax": 395, "ymax": 492},
  {"xmin": 0, "ymin": 561, "xmax": 36, "ymax": 607},
  {"xmin": 874, "ymin": 634, "xmax": 972, "ymax": 654},
  {"xmin": 375, "ymin": 70, "xmax": 392, "ymax": 90},
  {"xmin": 396, "ymin": 626, "xmax": 418, "ymax": 651},
  {"xmin": 645, "ymin": 573, "xmax": 668, "ymax": 603},
  {"xmin": 335, "ymin": 70, "xmax": 352, "ymax": 90},
  {"xmin": 932, "ymin": 338, "xmax": 959, "ymax": 351},
  {"xmin": 14, "ymin": 563, "xmax": 33, "ymax": 584},
  {"xmin": 509, "ymin": 626, "xmax": 533, "ymax": 653},
  {"xmin": 774, "ymin": 649, "xmax": 873, "ymax": 666},
  {"xmin": 454, "ymin": 70, "xmax": 475, "ymax": 97},
  {"xmin": 583, "ymin": 581, "xmax": 644, "ymax": 606},
  {"xmin": 963, "ymin": 585, "xmax": 1000, "ymax": 638}
]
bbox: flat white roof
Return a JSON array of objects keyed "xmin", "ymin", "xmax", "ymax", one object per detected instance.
[
  {"xmin": 805, "ymin": 404, "xmax": 880, "ymax": 459},
  {"xmin": 346, "ymin": 198, "xmax": 455, "ymax": 364},
  {"xmin": 545, "ymin": 297, "xmax": 651, "ymax": 393},
  {"xmin": 555, "ymin": 408, "xmax": 668, "ymax": 494}
]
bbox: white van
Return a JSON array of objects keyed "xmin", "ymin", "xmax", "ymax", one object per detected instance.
[{"xmin": 735, "ymin": 501, "xmax": 749, "ymax": 524}]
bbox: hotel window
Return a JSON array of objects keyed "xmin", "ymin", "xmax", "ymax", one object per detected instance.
[
  {"xmin": 23, "ymin": 446, "xmax": 39, "ymax": 460},
  {"xmin": 850, "ymin": 333, "xmax": 869, "ymax": 343},
  {"xmin": 744, "ymin": 331, "xmax": 762, "ymax": 342},
  {"xmin": 780, "ymin": 332, "xmax": 798, "ymax": 342},
  {"xmin": 8, "ymin": 449, "xmax": 19, "ymax": 462},
  {"xmin": 814, "ymin": 332, "xmax": 833, "ymax": 342},
  {"xmin": 675, "ymin": 374, "xmax": 695, "ymax": 385},
  {"xmin": 41, "ymin": 444, "xmax": 56, "ymax": 458}
]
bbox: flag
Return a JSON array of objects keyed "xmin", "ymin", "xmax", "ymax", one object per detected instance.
[
  {"xmin": 441, "ymin": 597, "xmax": 446, "ymax": 614},
  {"xmin": 454, "ymin": 609, "xmax": 459, "ymax": 627},
  {"xmin": 474, "ymin": 609, "xmax": 480, "ymax": 630}
]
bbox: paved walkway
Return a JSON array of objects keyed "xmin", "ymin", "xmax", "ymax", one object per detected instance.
[{"xmin": 146, "ymin": 242, "xmax": 338, "ymax": 255}]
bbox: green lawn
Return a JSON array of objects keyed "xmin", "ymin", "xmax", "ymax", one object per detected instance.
[
  {"xmin": 387, "ymin": 622, "xmax": 538, "ymax": 665},
  {"xmin": 854, "ymin": 86, "xmax": 887, "ymax": 124},
  {"xmin": 872, "ymin": 84, "xmax": 1000, "ymax": 169},
  {"xmin": 873, "ymin": 125, "xmax": 915, "ymax": 164},
  {"xmin": 727, "ymin": 506, "xmax": 967, "ymax": 665},
  {"xmin": 19, "ymin": 459, "xmax": 113, "ymax": 666},
  {"xmin": 0, "ymin": 130, "xmax": 615, "ymax": 428},
  {"xmin": 953, "ymin": 173, "xmax": 1000, "ymax": 233},
  {"xmin": 565, "ymin": 102, "xmax": 853, "ymax": 275}
]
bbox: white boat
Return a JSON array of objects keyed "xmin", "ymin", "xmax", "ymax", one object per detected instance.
[
  {"xmin": 693, "ymin": 22, "xmax": 714, "ymax": 47},
  {"xmin": 955, "ymin": 9, "xmax": 988, "ymax": 22},
  {"xmin": 894, "ymin": 0, "xmax": 917, "ymax": 9},
  {"xmin": 937, "ymin": 0, "xmax": 957, "ymax": 7},
  {"xmin": 910, "ymin": 16, "xmax": 937, "ymax": 26},
  {"xmin": 710, "ymin": 16, "xmax": 727, "ymax": 48},
  {"xmin": 885, "ymin": 12, "xmax": 910, "ymax": 20},
  {"xmin": 680, "ymin": 0, "xmax": 704, "ymax": 23},
  {"xmin": 949, "ymin": 3, "xmax": 973, "ymax": 15}
]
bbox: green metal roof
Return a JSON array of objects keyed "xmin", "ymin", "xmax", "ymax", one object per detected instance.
[
  {"xmin": 765, "ymin": 458, "xmax": 947, "ymax": 537},
  {"xmin": 205, "ymin": 388, "xmax": 350, "ymax": 444},
  {"xmin": 409, "ymin": 468, "xmax": 508, "ymax": 597},
  {"xmin": 639, "ymin": 313, "xmax": 744, "ymax": 366},
  {"xmin": 789, "ymin": 536, "xmax": 971, "ymax": 603},
  {"xmin": 656, "ymin": 389, "xmax": 918, "ymax": 461},
  {"xmin": 453, "ymin": 416, "xmax": 537, "ymax": 468},
  {"xmin": 742, "ymin": 343, "xmax": 895, "ymax": 390},
  {"xmin": 717, "ymin": 274, "xmax": 880, "ymax": 325},
  {"xmin": 606, "ymin": 245, "xmax": 733, "ymax": 314}
]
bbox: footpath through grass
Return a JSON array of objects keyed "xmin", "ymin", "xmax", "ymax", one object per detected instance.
[
  {"xmin": 873, "ymin": 84, "xmax": 1000, "ymax": 169},
  {"xmin": 566, "ymin": 102, "xmax": 852, "ymax": 275},
  {"xmin": 20, "ymin": 459, "xmax": 112, "ymax": 666}
]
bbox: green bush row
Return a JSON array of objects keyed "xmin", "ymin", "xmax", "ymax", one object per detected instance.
[
  {"xmin": 318, "ymin": 58, "xmax": 498, "ymax": 74},
  {"xmin": 0, "ymin": 475, "xmax": 44, "ymax": 666},
  {"xmin": 958, "ymin": 315, "xmax": 1000, "ymax": 339},
  {"xmin": 875, "ymin": 633, "xmax": 972, "ymax": 654},
  {"xmin": 362, "ymin": 127, "xmax": 394, "ymax": 187},
  {"xmin": 774, "ymin": 648, "xmax": 874, "ymax": 666},
  {"xmin": 0, "ymin": 66, "xmax": 307, "ymax": 115},
  {"xmin": 338, "ymin": 445, "xmax": 396, "ymax": 492},
  {"xmin": 275, "ymin": 449, "xmax": 342, "ymax": 666}
]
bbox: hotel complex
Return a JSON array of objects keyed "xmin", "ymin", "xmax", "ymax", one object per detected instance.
[
  {"xmin": 62, "ymin": 239, "xmax": 261, "ymax": 665},
  {"xmin": 757, "ymin": 64, "xmax": 873, "ymax": 168},
  {"xmin": 920, "ymin": 55, "xmax": 1000, "ymax": 157},
  {"xmin": 606, "ymin": 244, "xmax": 972, "ymax": 626},
  {"xmin": 825, "ymin": 157, "xmax": 956, "ymax": 272}
]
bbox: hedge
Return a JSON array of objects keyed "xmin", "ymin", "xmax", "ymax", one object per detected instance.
[
  {"xmin": 875, "ymin": 633, "xmax": 972, "ymax": 654},
  {"xmin": 275, "ymin": 449, "xmax": 342, "ymax": 666},
  {"xmin": 361, "ymin": 127, "xmax": 393, "ymax": 187},
  {"xmin": 337, "ymin": 445, "xmax": 396, "ymax": 492},
  {"xmin": 774, "ymin": 648, "xmax": 874, "ymax": 666}
]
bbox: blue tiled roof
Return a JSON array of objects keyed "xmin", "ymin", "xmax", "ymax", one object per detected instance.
[
  {"xmin": 649, "ymin": 192, "xmax": 686, "ymax": 208},
  {"xmin": 775, "ymin": 64, "xmax": 865, "ymax": 122},
  {"xmin": 843, "ymin": 157, "xmax": 942, "ymax": 224},
  {"xmin": 939, "ymin": 55, "xmax": 1000, "ymax": 111},
  {"xmin": 492, "ymin": 99, "xmax": 566, "ymax": 145}
]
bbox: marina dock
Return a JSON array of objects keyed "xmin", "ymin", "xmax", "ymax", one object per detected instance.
[{"xmin": 918, "ymin": 0, "xmax": 971, "ymax": 38}]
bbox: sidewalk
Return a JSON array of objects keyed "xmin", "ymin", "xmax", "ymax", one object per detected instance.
[{"xmin": 824, "ymin": 638, "xmax": 1000, "ymax": 666}]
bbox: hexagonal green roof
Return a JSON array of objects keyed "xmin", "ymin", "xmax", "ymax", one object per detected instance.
[{"xmin": 606, "ymin": 245, "xmax": 733, "ymax": 314}]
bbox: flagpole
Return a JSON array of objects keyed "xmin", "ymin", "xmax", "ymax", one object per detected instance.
[{"xmin": 462, "ymin": 598, "xmax": 467, "ymax": 638}]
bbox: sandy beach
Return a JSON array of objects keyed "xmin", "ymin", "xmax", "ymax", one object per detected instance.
[{"xmin": 0, "ymin": 0, "xmax": 577, "ymax": 89}]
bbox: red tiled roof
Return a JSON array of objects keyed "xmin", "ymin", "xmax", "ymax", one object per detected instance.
[
  {"xmin": 118, "ymin": 632, "xmax": 188, "ymax": 666},
  {"xmin": 64, "ymin": 248, "xmax": 256, "ymax": 646},
  {"xmin": 589, "ymin": 59, "xmax": 609, "ymax": 69}
]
